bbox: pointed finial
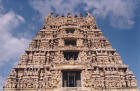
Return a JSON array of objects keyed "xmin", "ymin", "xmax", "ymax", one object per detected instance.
[
  {"xmin": 67, "ymin": 12, "xmax": 71, "ymax": 15},
  {"xmin": 48, "ymin": 12, "xmax": 54, "ymax": 18},
  {"xmin": 62, "ymin": 14, "xmax": 64, "ymax": 17},
  {"xmin": 85, "ymin": 12, "xmax": 92, "ymax": 17},
  {"xmin": 56, "ymin": 13, "xmax": 59, "ymax": 17},
  {"xmin": 80, "ymin": 13, "xmax": 83, "ymax": 17},
  {"xmin": 67, "ymin": 12, "xmax": 72, "ymax": 17},
  {"xmin": 45, "ymin": 12, "xmax": 54, "ymax": 23},
  {"xmin": 74, "ymin": 14, "xmax": 78, "ymax": 17}
]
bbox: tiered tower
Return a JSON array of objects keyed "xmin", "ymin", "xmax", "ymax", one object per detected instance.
[{"xmin": 4, "ymin": 12, "xmax": 138, "ymax": 91}]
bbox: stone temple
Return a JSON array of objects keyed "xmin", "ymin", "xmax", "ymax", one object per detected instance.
[{"xmin": 4, "ymin": 12, "xmax": 139, "ymax": 91}]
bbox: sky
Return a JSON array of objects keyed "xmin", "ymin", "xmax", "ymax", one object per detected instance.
[{"xmin": 0, "ymin": 0, "xmax": 140, "ymax": 90}]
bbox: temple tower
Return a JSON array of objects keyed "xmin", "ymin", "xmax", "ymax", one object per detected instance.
[{"xmin": 4, "ymin": 12, "xmax": 139, "ymax": 91}]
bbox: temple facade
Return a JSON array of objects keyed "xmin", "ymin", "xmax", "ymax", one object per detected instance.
[{"xmin": 4, "ymin": 12, "xmax": 139, "ymax": 91}]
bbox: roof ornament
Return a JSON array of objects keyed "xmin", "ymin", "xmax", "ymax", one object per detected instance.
[
  {"xmin": 67, "ymin": 13, "xmax": 72, "ymax": 17},
  {"xmin": 48, "ymin": 12, "xmax": 54, "ymax": 18},
  {"xmin": 56, "ymin": 13, "xmax": 59, "ymax": 17},
  {"xmin": 85, "ymin": 12, "xmax": 92, "ymax": 17},
  {"xmin": 44, "ymin": 12, "xmax": 54, "ymax": 23},
  {"xmin": 62, "ymin": 13, "xmax": 64, "ymax": 17},
  {"xmin": 74, "ymin": 14, "xmax": 78, "ymax": 17},
  {"xmin": 80, "ymin": 13, "xmax": 83, "ymax": 17}
]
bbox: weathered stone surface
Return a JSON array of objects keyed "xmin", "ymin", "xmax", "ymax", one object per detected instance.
[{"xmin": 3, "ymin": 12, "xmax": 139, "ymax": 91}]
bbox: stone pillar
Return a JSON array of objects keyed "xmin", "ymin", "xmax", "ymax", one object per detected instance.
[
  {"xmin": 77, "ymin": 39, "xmax": 83, "ymax": 46},
  {"xmin": 58, "ymin": 39, "xmax": 64, "ymax": 46}
]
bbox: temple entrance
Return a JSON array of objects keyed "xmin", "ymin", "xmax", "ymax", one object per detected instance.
[{"xmin": 62, "ymin": 71, "xmax": 81, "ymax": 87}]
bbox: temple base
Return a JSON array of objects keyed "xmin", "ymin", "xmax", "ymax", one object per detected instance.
[{"xmin": 4, "ymin": 87, "xmax": 139, "ymax": 91}]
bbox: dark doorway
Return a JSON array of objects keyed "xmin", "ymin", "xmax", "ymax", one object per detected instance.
[{"xmin": 62, "ymin": 71, "xmax": 81, "ymax": 87}]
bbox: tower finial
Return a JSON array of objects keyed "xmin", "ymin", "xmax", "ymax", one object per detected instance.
[
  {"xmin": 80, "ymin": 13, "xmax": 83, "ymax": 17},
  {"xmin": 56, "ymin": 13, "xmax": 59, "ymax": 17},
  {"xmin": 85, "ymin": 12, "xmax": 92, "ymax": 17},
  {"xmin": 62, "ymin": 13, "xmax": 64, "ymax": 17},
  {"xmin": 67, "ymin": 13, "xmax": 72, "ymax": 17},
  {"xmin": 74, "ymin": 14, "xmax": 78, "ymax": 17},
  {"xmin": 44, "ymin": 12, "xmax": 54, "ymax": 23},
  {"xmin": 48, "ymin": 12, "xmax": 54, "ymax": 18}
]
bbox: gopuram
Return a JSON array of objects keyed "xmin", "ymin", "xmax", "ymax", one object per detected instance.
[{"xmin": 4, "ymin": 12, "xmax": 139, "ymax": 91}]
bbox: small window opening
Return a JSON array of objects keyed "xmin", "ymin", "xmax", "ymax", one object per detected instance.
[
  {"xmin": 50, "ymin": 26, "xmax": 52, "ymax": 29},
  {"xmin": 105, "ymin": 68, "xmax": 107, "ymax": 71},
  {"xmin": 94, "ymin": 67, "xmax": 97, "ymax": 71},
  {"xmin": 65, "ymin": 28, "xmax": 75, "ymax": 33},
  {"xmin": 63, "ymin": 51, "xmax": 79, "ymax": 60},
  {"xmin": 87, "ymin": 26, "xmax": 90, "ymax": 29},
  {"xmin": 65, "ymin": 39, "xmax": 76, "ymax": 46}
]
